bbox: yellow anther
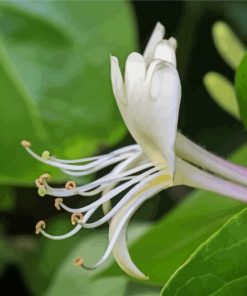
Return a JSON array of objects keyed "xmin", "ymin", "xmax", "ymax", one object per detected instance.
[
  {"xmin": 35, "ymin": 220, "xmax": 45, "ymax": 234},
  {"xmin": 65, "ymin": 181, "xmax": 76, "ymax": 190},
  {"xmin": 35, "ymin": 178, "xmax": 42, "ymax": 188},
  {"xmin": 38, "ymin": 173, "xmax": 51, "ymax": 185},
  {"xmin": 74, "ymin": 257, "xmax": 83, "ymax": 267},
  {"xmin": 21, "ymin": 140, "xmax": 31, "ymax": 148},
  {"xmin": 42, "ymin": 150, "xmax": 50, "ymax": 160},
  {"xmin": 54, "ymin": 198, "xmax": 63, "ymax": 210},
  {"xmin": 38, "ymin": 186, "xmax": 47, "ymax": 197},
  {"xmin": 71, "ymin": 213, "xmax": 83, "ymax": 225}
]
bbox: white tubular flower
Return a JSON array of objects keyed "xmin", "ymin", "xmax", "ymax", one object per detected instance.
[{"xmin": 22, "ymin": 22, "xmax": 247, "ymax": 281}]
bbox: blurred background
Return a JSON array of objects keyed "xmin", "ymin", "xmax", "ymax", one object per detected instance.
[{"xmin": 0, "ymin": 1, "xmax": 247, "ymax": 295}]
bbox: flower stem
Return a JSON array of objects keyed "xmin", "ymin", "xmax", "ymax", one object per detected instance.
[
  {"xmin": 176, "ymin": 132, "xmax": 247, "ymax": 187},
  {"xmin": 175, "ymin": 157, "xmax": 247, "ymax": 203}
]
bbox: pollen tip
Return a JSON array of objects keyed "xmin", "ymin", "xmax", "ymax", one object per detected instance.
[
  {"xmin": 21, "ymin": 140, "xmax": 31, "ymax": 148},
  {"xmin": 38, "ymin": 185, "xmax": 47, "ymax": 197},
  {"xmin": 35, "ymin": 178, "xmax": 42, "ymax": 188},
  {"xmin": 65, "ymin": 180, "xmax": 76, "ymax": 190},
  {"xmin": 35, "ymin": 220, "xmax": 45, "ymax": 234},
  {"xmin": 38, "ymin": 173, "xmax": 51, "ymax": 184},
  {"xmin": 54, "ymin": 198, "xmax": 63, "ymax": 210},
  {"xmin": 71, "ymin": 213, "xmax": 83, "ymax": 225},
  {"xmin": 74, "ymin": 257, "xmax": 83, "ymax": 267},
  {"xmin": 42, "ymin": 150, "xmax": 50, "ymax": 160}
]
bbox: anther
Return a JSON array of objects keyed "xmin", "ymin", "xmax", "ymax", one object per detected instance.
[
  {"xmin": 74, "ymin": 257, "xmax": 83, "ymax": 267},
  {"xmin": 38, "ymin": 186, "xmax": 47, "ymax": 197},
  {"xmin": 65, "ymin": 181, "xmax": 76, "ymax": 190},
  {"xmin": 35, "ymin": 179, "xmax": 42, "ymax": 188},
  {"xmin": 35, "ymin": 220, "xmax": 45, "ymax": 234},
  {"xmin": 42, "ymin": 150, "xmax": 50, "ymax": 160},
  {"xmin": 38, "ymin": 173, "xmax": 51, "ymax": 185},
  {"xmin": 71, "ymin": 213, "xmax": 83, "ymax": 225},
  {"xmin": 54, "ymin": 198, "xmax": 63, "ymax": 210},
  {"xmin": 21, "ymin": 140, "xmax": 31, "ymax": 148}
]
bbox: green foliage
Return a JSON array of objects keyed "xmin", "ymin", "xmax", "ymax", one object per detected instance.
[
  {"xmin": 161, "ymin": 209, "xmax": 247, "ymax": 295},
  {"xmin": 0, "ymin": 1, "xmax": 136, "ymax": 185},
  {"xmin": 42, "ymin": 223, "xmax": 151, "ymax": 295},
  {"xmin": 236, "ymin": 53, "xmax": 247, "ymax": 127},
  {"xmin": 203, "ymin": 72, "xmax": 239, "ymax": 119}
]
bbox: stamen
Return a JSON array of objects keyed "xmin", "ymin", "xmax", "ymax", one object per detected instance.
[
  {"xmin": 38, "ymin": 223, "xmax": 82, "ymax": 240},
  {"xmin": 38, "ymin": 186, "xmax": 47, "ymax": 197},
  {"xmin": 42, "ymin": 150, "xmax": 50, "ymax": 160},
  {"xmin": 35, "ymin": 220, "xmax": 45, "ymax": 234},
  {"xmin": 38, "ymin": 173, "xmax": 51, "ymax": 185},
  {"xmin": 35, "ymin": 179, "xmax": 42, "ymax": 188},
  {"xmin": 82, "ymin": 171, "xmax": 165, "ymax": 228},
  {"xmin": 71, "ymin": 213, "xmax": 83, "ymax": 225},
  {"xmin": 65, "ymin": 181, "xmax": 76, "ymax": 190},
  {"xmin": 81, "ymin": 179, "xmax": 165, "ymax": 271},
  {"xmin": 40, "ymin": 162, "xmax": 154, "ymax": 198},
  {"xmin": 58, "ymin": 166, "xmax": 160, "ymax": 213},
  {"xmin": 74, "ymin": 257, "xmax": 83, "ymax": 267},
  {"xmin": 54, "ymin": 198, "xmax": 63, "ymax": 210},
  {"xmin": 21, "ymin": 140, "xmax": 31, "ymax": 148}
]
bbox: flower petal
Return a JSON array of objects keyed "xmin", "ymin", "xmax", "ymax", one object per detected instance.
[
  {"xmin": 154, "ymin": 40, "xmax": 177, "ymax": 66},
  {"xmin": 125, "ymin": 52, "xmax": 146, "ymax": 98},
  {"xmin": 109, "ymin": 173, "xmax": 167, "ymax": 279},
  {"xmin": 143, "ymin": 22, "xmax": 165, "ymax": 64},
  {"xmin": 148, "ymin": 61, "xmax": 181, "ymax": 173},
  {"xmin": 110, "ymin": 56, "xmax": 125, "ymax": 104}
]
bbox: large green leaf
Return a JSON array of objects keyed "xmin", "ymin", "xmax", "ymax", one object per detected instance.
[
  {"xmin": 0, "ymin": 1, "xmax": 136, "ymax": 184},
  {"xmin": 0, "ymin": 38, "xmax": 53, "ymax": 185},
  {"xmin": 236, "ymin": 53, "xmax": 247, "ymax": 127},
  {"xmin": 161, "ymin": 208, "xmax": 247, "ymax": 295},
  {"xmin": 102, "ymin": 142, "xmax": 247, "ymax": 285}
]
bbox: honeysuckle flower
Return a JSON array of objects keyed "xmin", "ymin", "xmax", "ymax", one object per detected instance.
[{"xmin": 22, "ymin": 22, "xmax": 247, "ymax": 280}]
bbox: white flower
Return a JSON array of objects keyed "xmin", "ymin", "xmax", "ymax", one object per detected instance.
[{"xmin": 22, "ymin": 22, "xmax": 247, "ymax": 280}]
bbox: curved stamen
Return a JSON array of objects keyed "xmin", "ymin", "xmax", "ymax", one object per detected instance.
[
  {"xmin": 22, "ymin": 142, "xmax": 138, "ymax": 173},
  {"xmin": 82, "ymin": 171, "xmax": 165, "ymax": 228},
  {"xmin": 50, "ymin": 144, "xmax": 140, "ymax": 164},
  {"xmin": 60, "ymin": 153, "xmax": 136, "ymax": 176},
  {"xmin": 39, "ymin": 162, "xmax": 155, "ymax": 197},
  {"xmin": 58, "ymin": 167, "xmax": 160, "ymax": 213},
  {"xmin": 37, "ymin": 223, "xmax": 82, "ymax": 240},
  {"xmin": 79, "ymin": 178, "xmax": 165, "ymax": 270}
]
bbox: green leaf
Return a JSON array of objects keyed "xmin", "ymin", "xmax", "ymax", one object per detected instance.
[
  {"xmin": 20, "ymin": 215, "xmax": 149, "ymax": 295},
  {"xmin": 102, "ymin": 142, "xmax": 247, "ymax": 285},
  {"xmin": 0, "ymin": 1, "xmax": 137, "ymax": 184},
  {"xmin": 161, "ymin": 209, "xmax": 247, "ymax": 295},
  {"xmin": 212, "ymin": 21, "xmax": 245, "ymax": 70},
  {"xmin": 44, "ymin": 223, "xmax": 150, "ymax": 296},
  {"xmin": 235, "ymin": 53, "xmax": 247, "ymax": 127},
  {"xmin": 0, "ymin": 38, "xmax": 53, "ymax": 185},
  {"xmin": 211, "ymin": 276, "xmax": 247, "ymax": 296},
  {"xmin": 176, "ymin": 274, "xmax": 225, "ymax": 296},
  {"xmin": 203, "ymin": 72, "xmax": 239, "ymax": 119}
]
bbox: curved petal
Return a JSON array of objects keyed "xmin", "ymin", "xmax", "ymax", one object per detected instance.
[
  {"xmin": 116, "ymin": 60, "xmax": 181, "ymax": 175},
  {"xmin": 125, "ymin": 52, "xmax": 146, "ymax": 98},
  {"xmin": 110, "ymin": 56, "xmax": 125, "ymax": 104},
  {"xmin": 143, "ymin": 22, "xmax": 165, "ymax": 65},
  {"xmin": 148, "ymin": 61, "xmax": 181, "ymax": 173},
  {"xmin": 109, "ymin": 174, "xmax": 168, "ymax": 279}
]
